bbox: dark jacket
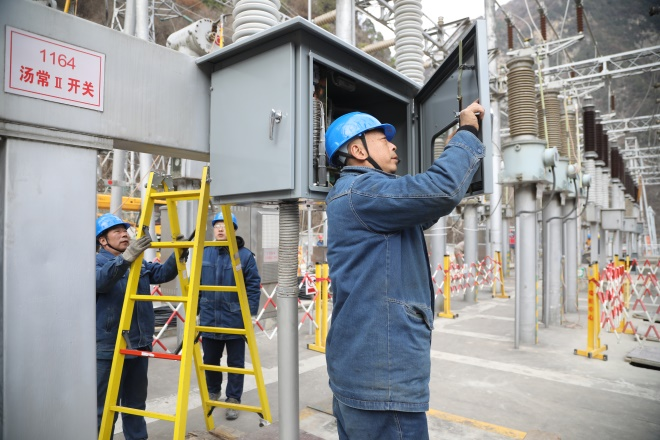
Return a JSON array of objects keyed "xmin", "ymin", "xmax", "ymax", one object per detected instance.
[
  {"xmin": 96, "ymin": 249, "xmax": 178, "ymax": 359},
  {"xmin": 325, "ymin": 130, "xmax": 485, "ymax": 411},
  {"xmin": 199, "ymin": 236, "xmax": 261, "ymax": 340}
]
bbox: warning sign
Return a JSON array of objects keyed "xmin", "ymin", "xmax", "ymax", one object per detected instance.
[{"xmin": 4, "ymin": 26, "xmax": 105, "ymax": 111}]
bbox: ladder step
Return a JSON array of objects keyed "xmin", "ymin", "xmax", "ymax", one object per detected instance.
[
  {"xmin": 204, "ymin": 240, "xmax": 230, "ymax": 247},
  {"xmin": 199, "ymin": 285, "xmax": 239, "ymax": 292},
  {"xmin": 131, "ymin": 295, "xmax": 189, "ymax": 303},
  {"xmin": 154, "ymin": 241, "xmax": 194, "ymax": 249},
  {"xmin": 196, "ymin": 326, "xmax": 247, "ymax": 335},
  {"xmin": 150, "ymin": 190, "xmax": 200, "ymax": 200},
  {"xmin": 120, "ymin": 349, "xmax": 182, "ymax": 361},
  {"xmin": 110, "ymin": 405, "xmax": 176, "ymax": 422},
  {"xmin": 201, "ymin": 364, "xmax": 255, "ymax": 375},
  {"xmin": 206, "ymin": 400, "xmax": 264, "ymax": 414}
]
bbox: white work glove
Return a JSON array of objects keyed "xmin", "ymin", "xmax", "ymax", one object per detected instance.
[{"xmin": 121, "ymin": 235, "xmax": 152, "ymax": 263}]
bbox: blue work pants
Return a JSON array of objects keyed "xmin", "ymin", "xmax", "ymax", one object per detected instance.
[
  {"xmin": 333, "ymin": 397, "xmax": 429, "ymax": 440},
  {"xmin": 97, "ymin": 352, "xmax": 149, "ymax": 440},
  {"xmin": 202, "ymin": 337, "xmax": 246, "ymax": 401}
]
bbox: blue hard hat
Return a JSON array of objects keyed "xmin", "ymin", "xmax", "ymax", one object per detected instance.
[
  {"xmin": 96, "ymin": 214, "xmax": 131, "ymax": 239},
  {"xmin": 325, "ymin": 112, "xmax": 396, "ymax": 167},
  {"xmin": 213, "ymin": 212, "xmax": 238, "ymax": 230}
]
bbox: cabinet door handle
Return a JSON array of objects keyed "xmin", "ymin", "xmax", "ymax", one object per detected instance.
[{"xmin": 269, "ymin": 109, "xmax": 282, "ymax": 140}]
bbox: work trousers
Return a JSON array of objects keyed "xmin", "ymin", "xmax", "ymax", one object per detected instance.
[
  {"xmin": 333, "ymin": 396, "xmax": 429, "ymax": 440},
  {"xmin": 202, "ymin": 337, "xmax": 246, "ymax": 401},
  {"xmin": 97, "ymin": 350, "xmax": 149, "ymax": 440}
]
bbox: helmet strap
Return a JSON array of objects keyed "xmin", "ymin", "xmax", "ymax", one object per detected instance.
[
  {"xmin": 99, "ymin": 235, "xmax": 123, "ymax": 255},
  {"xmin": 359, "ymin": 134, "xmax": 383, "ymax": 171}
]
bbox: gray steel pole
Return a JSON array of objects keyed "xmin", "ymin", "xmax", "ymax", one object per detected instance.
[
  {"xmin": 110, "ymin": 149, "xmax": 126, "ymax": 218},
  {"xmin": 335, "ymin": 0, "xmax": 355, "ymax": 45},
  {"xmin": 515, "ymin": 185, "xmax": 537, "ymax": 346},
  {"xmin": 542, "ymin": 194, "xmax": 562, "ymax": 326},
  {"xmin": 464, "ymin": 203, "xmax": 478, "ymax": 302},
  {"xmin": 502, "ymin": 216, "xmax": 510, "ymax": 277},
  {"xmin": 139, "ymin": 155, "xmax": 156, "ymax": 262},
  {"xmin": 599, "ymin": 229, "xmax": 608, "ymax": 269},
  {"xmin": 563, "ymin": 199, "xmax": 578, "ymax": 313},
  {"xmin": 486, "ymin": 0, "xmax": 503, "ymax": 263},
  {"xmin": 590, "ymin": 221, "xmax": 599, "ymax": 264},
  {"xmin": 278, "ymin": 201, "xmax": 300, "ymax": 440}
]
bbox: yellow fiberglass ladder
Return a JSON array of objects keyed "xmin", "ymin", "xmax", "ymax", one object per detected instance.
[{"xmin": 98, "ymin": 167, "xmax": 271, "ymax": 440}]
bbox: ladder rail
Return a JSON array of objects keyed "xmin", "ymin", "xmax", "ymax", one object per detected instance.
[
  {"xmin": 98, "ymin": 171, "xmax": 159, "ymax": 439},
  {"xmin": 99, "ymin": 167, "xmax": 271, "ymax": 440}
]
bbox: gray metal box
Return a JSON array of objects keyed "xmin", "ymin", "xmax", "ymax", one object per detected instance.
[
  {"xmin": 198, "ymin": 18, "xmax": 491, "ymax": 204},
  {"xmin": 623, "ymin": 217, "xmax": 637, "ymax": 233},
  {"xmin": 583, "ymin": 203, "xmax": 600, "ymax": 223},
  {"xmin": 636, "ymin": 222, "xmax": 644, "ymax": 234},
  {"xmin": 601, "ymin": 208, "xmax": 625, "ymax": 230}
]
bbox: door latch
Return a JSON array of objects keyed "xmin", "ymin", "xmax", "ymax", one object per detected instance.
[{"xmin": 269, "ymin": 109, "xmax": 282, "ymax": 140}]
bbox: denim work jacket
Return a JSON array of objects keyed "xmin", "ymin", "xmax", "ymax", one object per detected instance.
[
  {"xmin": 96, "ymin": 249, "xmax": 178, "ymax": 359},
  {"xmin": 199, "ymin": 236, "xmax": 261, "ymax": 340},
  {"xmin": 325, "ymin": 130, "xmax": 485, "ymax": 412}
]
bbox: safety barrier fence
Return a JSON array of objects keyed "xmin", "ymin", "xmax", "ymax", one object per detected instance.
[
  {"xmin": 433, "ymin": 251, "xmax": 507, "ymax": 318},
  {"xmin": 575, "ymin": 258, "xmax": 660, "ymax": 361},
  {"xmin": 252, "ymin": 263, "xmax": 331, "ymax": 349}
]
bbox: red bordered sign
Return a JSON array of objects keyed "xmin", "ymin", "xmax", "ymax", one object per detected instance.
[{"xmin": 4, "ymin": 26, "xmax": 105, "ymax": 111}]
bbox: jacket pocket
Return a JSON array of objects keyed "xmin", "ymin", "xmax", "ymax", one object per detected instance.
[{"xmin": 105, "ymin": 307, "xmax": 115, "ymax": 332}]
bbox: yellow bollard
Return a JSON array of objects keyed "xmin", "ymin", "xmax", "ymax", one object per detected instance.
[
  {"xmin": 492, "ymin": 251, "xmax": 509, "ymax": 299},
  {"xmin": 322, "ymin": 263, "xmax": 329, "ymax": 345},
  {"xmin": 438, "ymin": 255, "xmax": 458, "ymax": 318},
  {"xmin": 308, "ymin": 263, "xmax": 329, "ymax": 353},
  {"xmin": 574, "ymin": 263, "xmax": 608, "ymax": 361}
]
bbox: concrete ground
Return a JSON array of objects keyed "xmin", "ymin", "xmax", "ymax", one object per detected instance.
[{"xmin": 112, "ymin": 274, "xmax": 660, "ymax": 440}]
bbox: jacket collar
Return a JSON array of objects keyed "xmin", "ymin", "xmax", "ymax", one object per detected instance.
[{"xmin": 340, "ymin": 166, "xmax": 398, "ymax": 179}]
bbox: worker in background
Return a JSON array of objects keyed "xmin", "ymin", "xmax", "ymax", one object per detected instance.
[
  {"xmin": 95, "ymin": 213, "xmax": 179, "ymax": 439},
  {"xmin": 324, "ymin": 101, "xmax": 485, "ymax": 439},
  {"xmin": 199, "ymin": 212, "xmax": 261, "ymax": 420}
]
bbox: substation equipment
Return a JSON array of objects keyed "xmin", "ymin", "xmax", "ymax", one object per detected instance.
[
  {"xmin": 197, "ymin": 17, "xmax": 492, "ymax": 437},
  {"xmin": 0, "ymin": 2, "xmax": 493, "ymax": 439}
]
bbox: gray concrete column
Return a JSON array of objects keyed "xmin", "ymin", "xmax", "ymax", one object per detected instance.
[
  {"xmin": 563, "ymin": 199, "xmax": 578, "ymax": 313},
  {"xmin": 464, "ymin": 204, "xmax": 478, "ymax": 302},
  {"xmin": 542, "ymin": 194, "xmax": 562, "ymax": 326},
  {"xmin": 1, "ymin": 132, "xmax": 99, "ymax": 439},
  {"xmin": 515, "ymin": 185, "xmax": 538, "ymax": 346}
]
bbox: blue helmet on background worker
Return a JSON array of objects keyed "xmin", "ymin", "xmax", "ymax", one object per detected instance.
[
  {"xmin": 96, "ymin": 214, "xmax": 131, "ymax": 239},
  {"xmin": 325, "ymin": 112, "xmax": 396, "ymax": 167},
  {"xmin": 212, "ymin": 212, "xmax": 238, "ymax": 230}
]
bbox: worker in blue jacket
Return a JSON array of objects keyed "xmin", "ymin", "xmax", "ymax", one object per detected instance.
[
  {"xmin": 324, "ymin": 101, "xmax": 485, "ymax": 440},
  {"xmin": 199, "ymin": 212, "xmax": 261, "ymax": 420},
  {"xmin": 95, "ymin": 214, "xmax": 178, "ymax": 440}
]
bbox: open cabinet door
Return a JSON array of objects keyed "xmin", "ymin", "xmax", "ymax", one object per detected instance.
[{"xmin": 415, "ymin": 20, "xmax": 492, "ymax": 197}]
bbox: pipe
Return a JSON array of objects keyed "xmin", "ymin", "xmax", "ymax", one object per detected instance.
[
  {"xmin": 563, "ymin": 199, "xmax": 578, "ymax": 313},
  {"xmin": 542, "ymin": 194, "xmax": 562, "ymax": 326},
  {"xmin": 336, "ymin": 0, "xmax": 355, "ymax": 45},
  {"xmin": 135, "ymin": 0, "xmax": 149, "ymax": 40},
  {"xmin": 515, "ymin": 185, "xmax": 537, "ymax": 346},
  {"xmin": 464, "ymin": 204, "xmax": 478, "ymax": 303},
  {"xmin": 109, "ymin": 150, "xmax": 126, "ymax": 219},
  {"xmin": 124, "ymin": 0, "xmax": 136, "ymax": 36},
  {"xmin": 277, "ymin": 201, "xmax": 300, "ymax": 440},
  {"xmin": 139, "ymin": 153, "xmax": 157, "ymax": 262}
]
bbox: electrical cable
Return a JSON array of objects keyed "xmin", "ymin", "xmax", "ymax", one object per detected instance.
[
  {"xmin": 515, "ymin": 167, "xmax": 557, "ymax": 217},
  {"xmin": 524, "ymin": 0, "xmax": 541, "ymax": 36}
]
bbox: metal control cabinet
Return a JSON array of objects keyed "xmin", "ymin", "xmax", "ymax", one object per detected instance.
[{"xmin": 198, "ymin": 17, "xmax": 491, "ymax": 204}]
